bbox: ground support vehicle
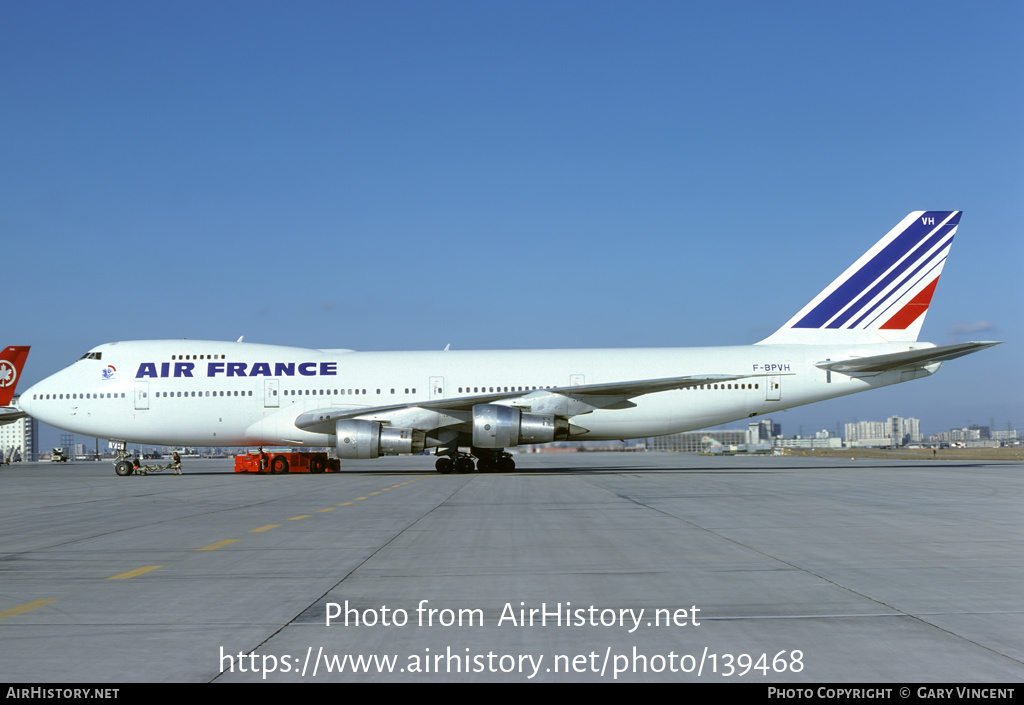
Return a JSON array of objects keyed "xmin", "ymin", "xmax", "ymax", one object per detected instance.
[{"xmin": 234, "ymin": 451, "xmax": 339, "ymax": 474}]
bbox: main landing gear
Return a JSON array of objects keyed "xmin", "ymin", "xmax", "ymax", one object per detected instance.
[{"xmin": 434, "ymin": 450, "xmax": 516, "ymax": 474}]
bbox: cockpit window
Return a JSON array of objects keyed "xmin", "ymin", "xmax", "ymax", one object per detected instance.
[{"xmin": 79, "ymin": 352, "xmax": 102, "ymax": 360}]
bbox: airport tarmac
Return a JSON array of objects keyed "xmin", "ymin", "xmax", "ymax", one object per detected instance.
[{"xmin": 0, "ymin": 452, "xmax": 1021, "ymax": 683}]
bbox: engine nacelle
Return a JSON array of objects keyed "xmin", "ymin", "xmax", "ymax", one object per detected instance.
[
  {"xmin": 335, "ymin": 419, "xmax": 425, "ymax": 459},
  {"xmin": 471, "ymin": 404, "xmax": 568, "ymax": 448}
]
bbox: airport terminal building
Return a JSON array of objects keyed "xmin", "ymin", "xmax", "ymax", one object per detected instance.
[{"xmin": 647, "ymin": 419, "xmax": 780, "ymax": 452}]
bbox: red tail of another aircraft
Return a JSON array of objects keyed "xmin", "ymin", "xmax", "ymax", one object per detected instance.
[{"xmin": 0, "ymin": 346, "xmax": 31, "ymax": 406}]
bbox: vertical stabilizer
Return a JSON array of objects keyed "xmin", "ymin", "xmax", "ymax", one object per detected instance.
[
  {"xmin": 757, "ymin": 211, "xmax": 961, "ymax": 345},
  {"xmin": 0, "ymin": 346, "xmax": 31, "ymax": 406}
]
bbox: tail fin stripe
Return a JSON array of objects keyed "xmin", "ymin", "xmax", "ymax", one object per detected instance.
[
  {"xmin": 825, "ymin": 223, "xmax": 954, "ymax": 329},
  {"xmin": 879, "ymin": 277, "xmax": 940, "ymax": 330},
  {"xmin": 794, "ymin": 211, "xmax": 959, "ymax": 329},
  {"xmin": 861, "ymin": 254, "xmax": 947, "ymax": 329},
  {"xmin": 849, "ymin": 247, "xmax": 949, "ymax": 329},
  {"xmin": 793, "ymin": 217, "xmax": 935, "ymax": 328},
  {"xmin": 838, "ymin": 227, "xmax": 952, "ymax": 330},
  {"xmin": 860, "ymin": 255, "xmax": 946, "ymax": 329},
  {"xmin": 756, "ymin": 211, "xmax": 963, "ymax": 346}
]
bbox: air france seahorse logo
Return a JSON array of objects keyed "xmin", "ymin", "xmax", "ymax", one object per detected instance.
[
  {"xmin": 101, "ymin": 365, "xmax": 117, "ymax": 380},
  {"xmin": 0, "ymin": 361, "xmax": 16, "ymax": 388}
]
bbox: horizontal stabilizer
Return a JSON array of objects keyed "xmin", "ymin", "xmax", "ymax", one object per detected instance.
[{"xmin": 815, "ymin": 341, "xmax": 1000, "ymax": 375}]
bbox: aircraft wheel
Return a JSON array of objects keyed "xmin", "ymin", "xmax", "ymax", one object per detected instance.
[
  {"xmin": 455, "ymin": 456, "xmax": 475, "ymax": 474},
  {"xmin": 114, "ymin": 460, "xmax": 134, "ymax": 476},
  {"xmin": 435, "ymin": 457, "xmax": 453, "ymax": 474},
  {"xmin": 309, "ymin": 454, "xmax": 327, "ymax": 474},
  {"xmin": 497, "ymin": 456, "xmax": 515, "ymax": 473},
  {"xmin": 271, "ymin": 455, "xmax": 290, "ymax": 473}
]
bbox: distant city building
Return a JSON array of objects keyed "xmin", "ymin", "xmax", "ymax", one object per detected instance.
[
  {"xmin": 948, "ymin": 427, "xmax": 981, "ymax": 443},
  {"xmin": 651, "ymin": 415, "xmax": 1013, "ymax": 453},
  {"xmin": 888, "ymin": 415, "xmax": 921, "ymax": 445},
  {"xmin": 967, "ymin": 424, "xmax": 990, "ymax": 440},
  {"xmin": 929, "ymin": 426, "xmax": 1010, "ymax": 447},
  {"xmin": 845, "ymin": 421, "xmax": 891, "ymax": 447},
  {"xmin": 845, "ymin": 416, "xmax": 921, "ymax": 448},
  {"xmin": 747, "ymin": 419, "xmax": 780, "ymax": 444},
  {"xmin": 774, "ymin": 436, "xmax": 843, "ymax": 450},
  {"xmin": 0, "ymin": 415, "xmax": 38, "ymax": 462}
]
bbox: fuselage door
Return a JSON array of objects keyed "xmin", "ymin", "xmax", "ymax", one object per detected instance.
[
  {"xmin": 766, "ymin": 375, "xmax": 781, "ymax": 401},
  {"xmin": 134, "ymin": 381, "xmax": 150, "ymax": 410},
  {"xmin": 264, "ymin": 378, "xmax": 280, "ymax": 408},
  {"xmin": 429, "ymin": 376, "xmax": 445, "ymax": 400}
]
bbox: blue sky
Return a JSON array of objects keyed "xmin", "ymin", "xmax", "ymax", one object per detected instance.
[{"xmin": 3, "ymin": 1, "xmax": 1021, "ymax": 446}]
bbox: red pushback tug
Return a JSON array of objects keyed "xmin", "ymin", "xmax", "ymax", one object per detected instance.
[{"xmin": 234, "ymin": 451, "xmax": 340, "ymax": 474}]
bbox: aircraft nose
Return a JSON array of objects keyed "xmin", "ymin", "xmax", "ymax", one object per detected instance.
[{"xmin": 17, "ymin": 384, "xmax": 37, "ymax": 415}]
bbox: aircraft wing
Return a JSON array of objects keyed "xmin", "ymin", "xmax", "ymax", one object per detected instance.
[
  {"xmin": 815, "ymin": 341, "xmax": 1001, "ymax": 375},
  {"xmin": 293, "ymin": 373, "xmax": 748, "ymax": 434}
]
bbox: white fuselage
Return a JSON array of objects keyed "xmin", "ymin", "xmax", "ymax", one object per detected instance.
[{"xmin": 19, "ymin": 339, "xmax": 931, "ymax": 448}]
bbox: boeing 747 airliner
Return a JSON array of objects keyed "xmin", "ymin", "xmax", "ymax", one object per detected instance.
[{"xmin": 19, "ymin": 212, "xmax": 998, "ymax": 474}]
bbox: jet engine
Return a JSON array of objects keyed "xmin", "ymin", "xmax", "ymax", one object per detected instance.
[
  {"xmin": 471, "ymin": 404, "xmax": 569, "ymax": 448},
  {"xmin": 335, "ymin": 419, "xmax": 425, "ymax": 459}
]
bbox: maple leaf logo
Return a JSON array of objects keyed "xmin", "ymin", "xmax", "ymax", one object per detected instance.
[{"xmin": 0, "ymin": 361, "xmax": 15, "ymax": 388}]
